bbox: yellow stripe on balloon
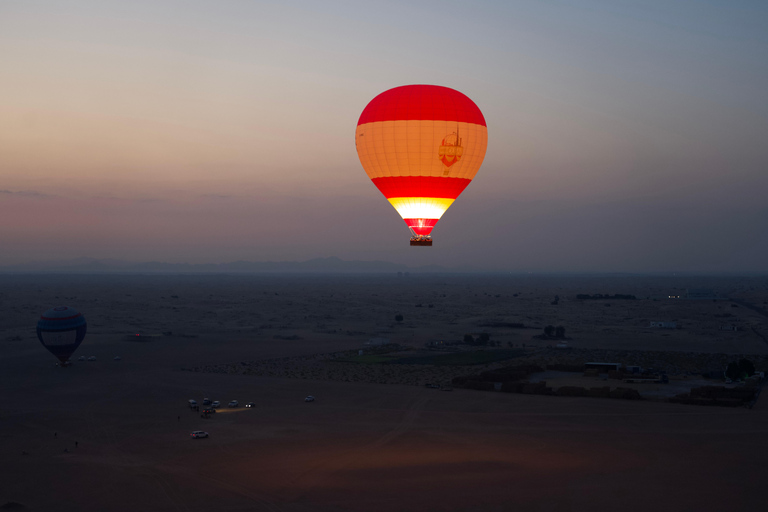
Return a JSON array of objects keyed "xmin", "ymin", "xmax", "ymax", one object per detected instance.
[{"xmin": 387, "ymin": 197, "xmax": 455, "ymax": 220}]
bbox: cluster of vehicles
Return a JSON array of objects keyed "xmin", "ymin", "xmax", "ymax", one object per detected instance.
[
  {"xmin": 188, "ymin": 395, "xmax": 315, "ymax": 438},
  {"xmin": 188, "ymin": 398, "xmax": 253, "ymax": 410}
]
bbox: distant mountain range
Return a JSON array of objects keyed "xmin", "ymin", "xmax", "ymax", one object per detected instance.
[{"xmin": 0, "ymin": 257, "xmax": 471, "ymax": 274}]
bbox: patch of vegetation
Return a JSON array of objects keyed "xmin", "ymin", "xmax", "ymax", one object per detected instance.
[
  {"xmin": 576, "ymin": 293, "xmax": 637, "ymax": 300},
  {"xmin": 388, "ymin": 349, "xmax": 525, "ymax": 366},
  {"xmin": 346, "ymin": 354, "xmax": 401, "ymax": 364},
  {"xmin": 725, "ymin": 359, "xmax": 755, "ymax": 381},
  {"xmin": 477, "ymin": 322, "xmax": 527, "ymax": 328},
  {"xmin": 534, "ymin": 325, "xmax": 567, "ymax": 340}
]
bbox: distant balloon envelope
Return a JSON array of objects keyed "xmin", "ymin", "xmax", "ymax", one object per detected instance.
[
  {"xmin": 36, "ymin": 306, "xmax": 87, "ymax": 363},
  {"xmin": 355, "ymin": 85, "xmax": 487, "ymax": 243}
]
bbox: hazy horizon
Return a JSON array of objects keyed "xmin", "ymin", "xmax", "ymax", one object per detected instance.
[{"xmin": 2, "ymin": 1, "xmax": 767, "ymax": 272}]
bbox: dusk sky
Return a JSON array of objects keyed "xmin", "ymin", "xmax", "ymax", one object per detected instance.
[{"xmin": 2, "ymin": 0, "xmax": 767, "ymax": 272}]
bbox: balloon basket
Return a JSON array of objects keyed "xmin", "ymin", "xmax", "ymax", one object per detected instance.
[{"xmin": 410, "ymin": 237, "xmax": 432, "ymax": 246}]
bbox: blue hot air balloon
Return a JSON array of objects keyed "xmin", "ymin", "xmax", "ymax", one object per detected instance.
[{"xmin": 36, "ymin": 306, "xmax": 87, "ymax": 364}]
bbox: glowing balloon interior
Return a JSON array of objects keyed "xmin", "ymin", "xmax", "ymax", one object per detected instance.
[
  {"xmin": 36, "ymin": 306, "xmax": 87, "ymax": 363},
  {"xmin": 356, "ymin": 85, "xmax": 487, "ymax": 245}
]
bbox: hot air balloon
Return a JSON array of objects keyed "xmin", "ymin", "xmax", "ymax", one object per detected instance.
[
  {"xmin": 36, "ymin": 306, "xmax": 87, "ymax": 365},
  {"xmin": 355, "ymin": 85, "xmax": 487, "ymax": 246}
]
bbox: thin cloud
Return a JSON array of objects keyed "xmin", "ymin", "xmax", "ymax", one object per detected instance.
[
  {"xmin": 198, "ymin": 194, "xmax": 235, "ymax": 200},
  {"xmin": 0, "ymin": 189, "xmax": 55, "ymax": 198}
]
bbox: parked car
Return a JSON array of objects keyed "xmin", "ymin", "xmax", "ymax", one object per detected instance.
[
  {"xmin": 202, "ymin": 398, "xmax": 212, "ymax": 406},
  {"xmin": 245, "ymin": 402, "xmax": 255, "ymax": 408},
  {"xmin": 211, "ymin": 401, "xmax": 220, "ymax": 408},
  {"xmin": 190, "ymin": 431, "xmax": 208, "ymax": 439},
  {"xmin": 78, "ymin": 356, "xmax": 86, "ymax": 361},
  {"xmin": 87, "ymin": 356, "xmax": 96, "ymax": 361},
  {"xmin": 228, "ymin": 400, "xmax": 239, "ymax": 408},
  {"xmin": 113, "ymin": 356, "xmax": 122, "ymax": 361},
  {"xmin": 304, "ymin": 396, "xmax": 315, "ymax": 402},
  {"xmin": 188, "ymin": 399, "xmax": 198, "ymax": 408}
]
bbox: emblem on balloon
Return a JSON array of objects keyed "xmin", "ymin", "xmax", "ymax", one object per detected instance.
[{"xmin": 438, "ymin": 128, "xmax": 463, "ymax": 172}]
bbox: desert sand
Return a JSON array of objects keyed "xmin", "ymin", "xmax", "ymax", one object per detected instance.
[{"xmin": 1, "ymin": 273, "xmax": 767, "ymax": 511}]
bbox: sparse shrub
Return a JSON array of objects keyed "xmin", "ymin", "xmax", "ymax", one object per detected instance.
[
  {"xmin": 544, "ymin": 325, "xmax": 554, "ymax": 337},
  {"xmin": 395, "ymin": 314, "xmax": 403, "ymax": 322}
]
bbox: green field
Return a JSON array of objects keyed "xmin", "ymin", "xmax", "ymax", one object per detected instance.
[
  {"xmin": 338, "ymin": 349, "xmax": 525, "ymax": 366},
  {"xmin": 343, "ymin": 354, "xmax": 401, "ymax": 364}
]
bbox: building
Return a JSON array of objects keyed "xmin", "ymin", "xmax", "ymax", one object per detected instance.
[{"xmin": 584, "ymin": 362, "xmax": 621, "ymax": 372}]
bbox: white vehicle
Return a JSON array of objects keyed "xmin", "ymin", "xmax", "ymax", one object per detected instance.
[
  {"xmin": 188, "ymin": 400, "xmax": 198, "ymax": 408},
  {"xmin": 211, "ymin": 401, "xmax": 220, "ymax": 408},
  {"xmin": 190, "ymin": 431, "xmax": 208, "ymax": 439},
  {"xmin": 228, "ymin": 400, "xmax": 239, "ymax": 408},
  {"xmin": 87, "ymin": 356, "xmax": 96, "ymax": 361},
  {"xmin": 78, "ymin": 356, "xmax": 86, "ymax": 361},
  {"xmin": 114, "ymin": 356, "xmax": 122, "ymax": 361},
  {"xmin": 304, "ymin": 396, "xmax": 315, "ymax": 402}
]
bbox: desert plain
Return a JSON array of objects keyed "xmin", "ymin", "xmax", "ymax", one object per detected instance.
[{"xmin": 1, "ymin": 273, "xmax": 768, "ymax": 511}]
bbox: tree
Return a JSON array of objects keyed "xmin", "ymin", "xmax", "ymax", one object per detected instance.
[
  {"xmin": 738, "ymin": 359, "xmax": 755, "ymax": 379},
  {"xmin": 544, "ymin": 325, "xmax": 555, "ymax": 337},
  {"xmin": 725, "ymin": 362, "xmax": 740, "ymax": 381},
  {"xmin": 726, "ymin": 359, "xmax": 755, "ymax": 381},
  {"xmin": 395, "ymin": 314, "xmax": 403, "ymax": 322},
  {"xmin": 463, "ymin": 334, "xmax": 475, "ymax": 344},
  {"xmin": 478, "ymin": 332, "xmax": 490, "ymax": 345},
  {"xmin": 555, "ymin": 326, "xmax": 565, "ymax": 338}
]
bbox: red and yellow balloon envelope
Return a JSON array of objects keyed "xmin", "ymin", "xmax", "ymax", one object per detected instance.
[{"xmin": 356, "ymin": 85, "xmax": 487, "ymax": 246}]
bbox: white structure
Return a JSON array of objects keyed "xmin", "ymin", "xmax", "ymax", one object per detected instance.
[
  {"xmin": 366, "ymin": 337, "xmax": 390, "ymax": 346},
  {"xmin": 650, "ymin": 321, "xmax": 677, "ymax": 329}
]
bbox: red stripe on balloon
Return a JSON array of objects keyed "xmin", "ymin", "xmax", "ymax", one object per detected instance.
[
  {"xmin": 358, "ymin": 85, "xmax": 486, "ymax": 126},
  {"xmin": 404, "ymin": 218, "xmax": 439, "ymax": 236},
  {"xmin": 371, "ymin": 176, "xmax": 471, "ymax": 200}
]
